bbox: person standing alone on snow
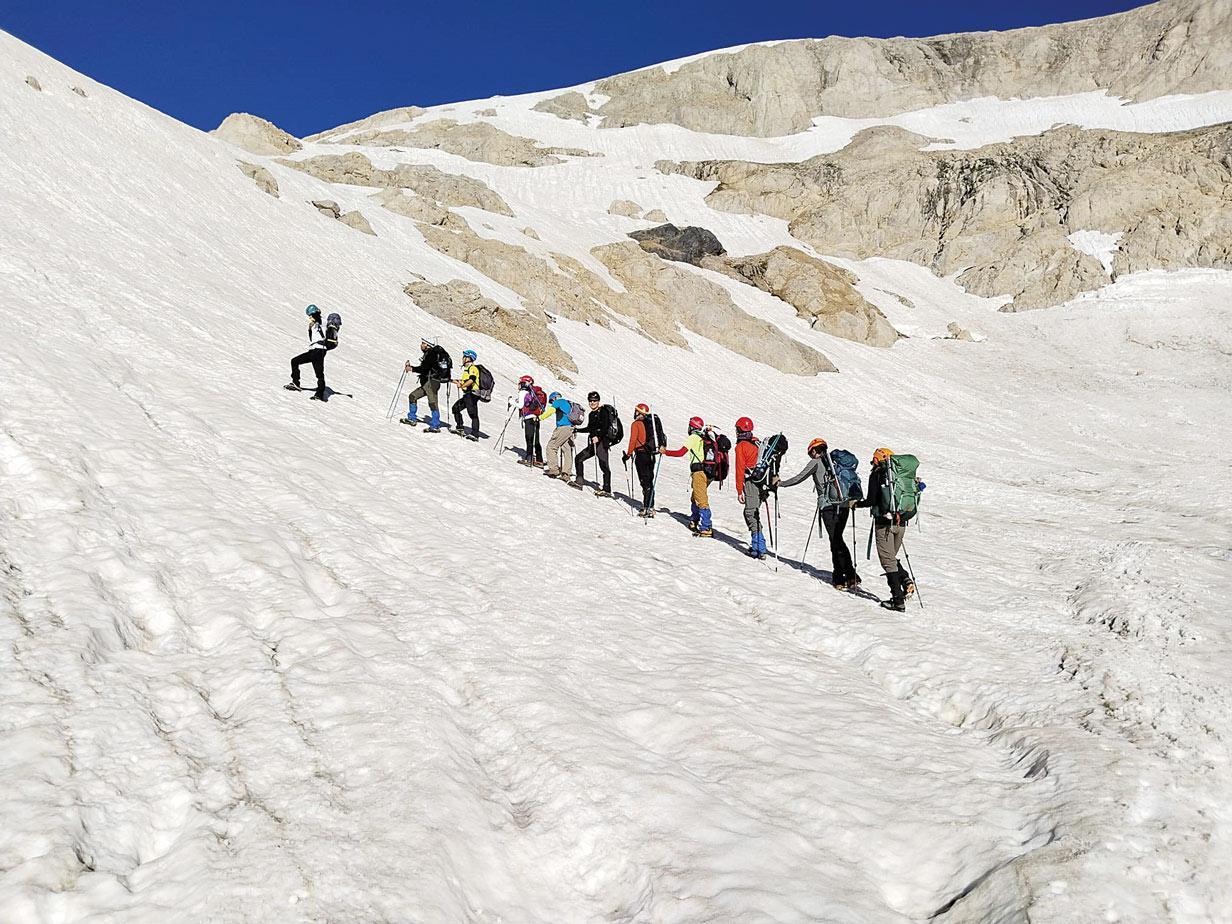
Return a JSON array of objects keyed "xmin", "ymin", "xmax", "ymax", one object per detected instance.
[
  {"xmin": 403, "ymin": 338, "xmax": 451, "ymax": 432},
  {"xmin": 451, "ymin": 349, "xmax": 481, "ymax": 440},
  {"xmin": 286, "ymin": 304, "xmax": 339, "ymax": 401},
  {"xmin": 573, "ymin": 391, "xmax": 616, "ymax": 496}
]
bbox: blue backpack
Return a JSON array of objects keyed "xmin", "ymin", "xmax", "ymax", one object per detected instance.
[{"xmin": 825, "ymin": 449, "xmax": 863, "ymax": 505}]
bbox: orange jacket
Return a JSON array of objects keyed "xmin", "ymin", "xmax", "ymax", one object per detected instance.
[
  {"xmin": 734, "ymin": 438, "xmax": 759, "ymax": 495},
  {"xmin": 626, "ymin": 417, "xmax": 647, "ymax": 455}
]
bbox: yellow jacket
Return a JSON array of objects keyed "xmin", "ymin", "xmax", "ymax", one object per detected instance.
[{"xmin": 459, "ymin": 362, "xmax": 480, "ymax": 393}]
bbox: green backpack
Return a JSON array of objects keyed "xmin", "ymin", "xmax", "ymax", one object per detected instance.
[{"xmin": 884, "ymin": 454, "xmax": 920, "ymax": 522}]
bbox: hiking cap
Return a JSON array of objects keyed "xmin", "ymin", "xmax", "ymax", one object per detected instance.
[
  {"xmin": 306, "ymin": 304, "xmax": 320, "ymax": 316},
  {"xmin": 736, "ymin": 416, "xmax": 753, "ymax": 433},
  {"xmin": 587, "ymin": 391, "xmax": 600, "ymax": 402},
  {"xmin": 420, "ymin": 337, "xmax": 436, "ymax": 348},
  {"xmin": 872, "ymin": 447, "xmax": 894, "ymax": 465}
]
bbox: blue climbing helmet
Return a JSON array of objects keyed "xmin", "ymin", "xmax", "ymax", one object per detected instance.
[
  {"xmin": 462, "ymin": 349, "xmax": 477, "ymax": 362},
  {"xmin": 548, "ymin": 391, "xmax": 561, "ymax": 403},
  {"xmin": 305, "ymin": 304, "xmax": 320, "ymax": 317}
]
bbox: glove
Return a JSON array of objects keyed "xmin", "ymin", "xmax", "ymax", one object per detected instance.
[
  {"xmin": 771, "ymin": 475, "xmax": 780, "ymax": 487},
  {"xmin": 917, "ymin": 480, "xmax": 927, "ymax": 491},
  {"xmin": 621, "ymin": 452, "xmax": 629, "ymax": 463}
]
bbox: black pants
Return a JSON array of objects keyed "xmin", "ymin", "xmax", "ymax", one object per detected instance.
[
  {"xmin": 452, "ymin": 391, "xmax": 479, "ymax": 436},
  {"xmin": 523, "ymin": 418, "xmax": 543, "ymax": 463},
  {"xmin": 822, "ymin": 505, "xmax": 857, "ymax": 584},
  {"xmin": 291, "ymin": 350, "xmax": 325, "ymax": 397},
  {"xmin": 575, "ymin": 439, "xmax": 611, "ymax": 491},
  {"xmin": 634, "ymin": 452, "xmax": 656, "ymax": 510}
]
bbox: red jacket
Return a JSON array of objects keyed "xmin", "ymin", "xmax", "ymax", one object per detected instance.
[{"xmin": 733, "ymin": 437, "xmax": 759, "ymax": 495}]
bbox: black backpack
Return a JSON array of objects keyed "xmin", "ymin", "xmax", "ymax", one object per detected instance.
[
  {"xmin": 430, "ymin": 347, "xmax": 452, "ymax": 382},
  {"xmin": 746, "ymin": 433, "xmax": 789, "ymax": 488},
  {"xmin": 638, "ymin": 414, "xmax": 666, "ymax": 454},
  {"xmin": 601, "ymin": 405, "xmax": 623, "ymax": 446},
  {"xmin": 476, "ymin": 365, "xmax": 495, "ymax": 402}
]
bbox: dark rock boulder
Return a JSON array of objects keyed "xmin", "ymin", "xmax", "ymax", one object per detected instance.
[{"xmin": 629, "ymin": 223, "xmax": 726, "ymax": 266}]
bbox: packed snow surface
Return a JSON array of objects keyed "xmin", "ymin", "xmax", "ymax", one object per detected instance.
[{"xmin": 3, "ymin": 27, "xmax": 1231, "ymax": 924}]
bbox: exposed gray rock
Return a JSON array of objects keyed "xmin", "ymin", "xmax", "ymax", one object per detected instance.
[
  {"xmin": 238, "ymin": 161, "xmax": 280, "ymax": 197},
  {"xmin": 311, "ymin": 199, "xmax": 341, "ymax": 219},
  {"xmin": 213, "ymin": 113, "xmax": 302, "ymax": 156},
  {"xmin": 372, "ymin": 189, "xmax": 467, "ymax": 230},
  {"xmin": 532, "ymin": 91, "xmax": 594, "ymax": 123},
  {"xmin": 608, "ymin": 199, "xmax": 643, "ymax": 218},
  {"xmin": 339, "ymin": 210, "xmax": 376, "ymax": 236},
  {"xmin": 723, "ymin": 247, "xmax": 899, "ymax": 346},
  {"xmin": 629, "ymin": 224, "xmax": 726, "ymax": 265},
  {"xmin": 643, "ymin": 209, "xmax": 669, "ymax": 223},
  {"xmin": 334, "ymin": 119, "xmax": 595, "ymax": 167},
  {"xmin": 945, "ymin": 322, "xmax": 976, "ymax": 342},
  {"xmin": 522, "ymin": 227, "xmax": 540, "ymax": 240},
  {"xmin": 282, "ymin": 153, "xmax": 515, "ymax": 216},
  {"xmin": 594, "ymin": 0, "xmax": 1232, "ymax": 136},
  {"xmin": 71, "ymin": 86, "xmax": 87, "ymax": 98},
  {"xmin": 475, "ymin": 108, "xmax": 497, "ymax": 117},
  {"xmin": 663, "ymin": 122, "xmax": 1232, "ymax": 309},
  {"xmin": 305, "ymin": 106, "xmax": 425, "ymax": 143},
  {"xmin": 24, "ymin": 76, "xmax": 41, "ymax": 91},
  {"xmin": 404, "ymin": 278, "xmax": 577, "ymax": 375}
]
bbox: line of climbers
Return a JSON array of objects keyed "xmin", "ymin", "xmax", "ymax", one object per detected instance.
[{"xmin": 285, "ymin": 322, "xmax": 925, "ymax": 612}]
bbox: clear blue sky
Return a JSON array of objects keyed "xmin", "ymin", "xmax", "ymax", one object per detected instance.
[{"xmin": 4, "ymin": 0, "xmax": 1147, "ymax": 136}]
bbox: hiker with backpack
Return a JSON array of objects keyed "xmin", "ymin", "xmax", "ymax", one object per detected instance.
[
  {"xmin": 285, "ymin": 304, "xmax": 341, "ymax": 401},
  {"xmin": 450, "ymin": 349, "xmax": 481, "ymax": 441},
  {"xmin": 622, "ymin": 403, "xmax": 665, "ymax": 517},
  {"xmin": 662, "ymin": 417, "xmax": 729, "ymax": 537},
  {"xmin": 853, "ymin": 448, "xmax": 922, "ymax": 611},
  {"xmin": 539, "ymin": 391, "xmax": 582, "ymax": 481},
  {"xmin": 573, "ymin": 391, "xmax": 622, "ymax": 496},
  {"xmin": 776, "ymin": 439, "xmax": 863, "ymax": 589},
  {"xmin": 733, "ymin": 417, "xmax": 767, "ymax": 559},
  {"xmin": 517, "ymin": 375, "xmax": 547, "ymax": 467},
  {"xmin": 403, "ymin": 338, "xmax": 452, "ymax": 432}
]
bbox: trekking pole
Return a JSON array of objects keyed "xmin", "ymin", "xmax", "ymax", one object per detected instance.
[
  {"xmin": 866, "ymin": 517, "xmax": 875, "ymax": 561},
  {"xmin": 800, "ymin": 503, "xmax": 820, "ymax": 563},
  {"xmin": 772, "ymin": 490, "xmax": 780, "ymax": 571},
  {"xmin": 902, "ymin": 545, "xmax": 924, "ymax": 609},
  {"xmin": 385, "ymin": 369, "xmax": 407, "ymax": 420},
  {"xmin": 648, "ymin": 454, "xmax": 663, "ymax": 526},
  {"xmin": 493, "ymin": 404, "xmax": 516, "ymax": 453}
]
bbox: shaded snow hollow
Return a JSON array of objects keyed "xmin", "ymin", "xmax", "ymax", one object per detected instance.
[{"xmin": 3, "ymin": 25, "xmax": 1232, "ymax": 924}]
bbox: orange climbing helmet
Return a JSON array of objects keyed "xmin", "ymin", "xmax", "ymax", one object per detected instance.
[
  {"xmin": 807, "ymin": 438, "xmax": 828, "ymax": 456},
  {"xmin": 872, "ymin": 447, "xmax": 894, "ymax": 465}
]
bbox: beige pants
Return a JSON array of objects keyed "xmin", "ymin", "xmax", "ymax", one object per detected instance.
[
  {"xmin": 545, "ymin": 425, "xmax": 575, "ymax": 476},
  {"xmin": 874, "ymin": 522, "xmax": 906, "ymax": 575},
  {"xmin": 690, "ymin": 471, "xmax": 710, "ymax": 510}
]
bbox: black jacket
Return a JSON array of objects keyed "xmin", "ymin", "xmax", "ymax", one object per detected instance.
[
  {"xmin": 576, "ymin": 406, "xmax": 612, "ymax": 441},
  {"xmin": 856, "ymin": 463, "xmax": 891, "ymax": 522},
  {"xmin": 411, "ymin": 345, "xmax": 450, "ymax": 385}
]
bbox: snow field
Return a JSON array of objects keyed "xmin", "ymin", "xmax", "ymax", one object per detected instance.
[{"xmin": 3, "ymin": 27, "xmax": 1232, "ymax": 924}]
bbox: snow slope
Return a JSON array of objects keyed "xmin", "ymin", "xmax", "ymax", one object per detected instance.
[{"xmin": 3, "ymin": 28, "xmax": 1232, "ymax": 924}]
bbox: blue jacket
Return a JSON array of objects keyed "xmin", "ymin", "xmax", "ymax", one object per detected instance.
[{"xmin": 539, "ymin": 397, "xmax": 574, "ymax": 428}]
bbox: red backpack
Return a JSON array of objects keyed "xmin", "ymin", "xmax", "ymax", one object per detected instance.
[
  {"xmin": 527, "ymin": 385, "xmax": 547, "ymax": 414},
  {"xmin": 701, "ymin": 430, "xmax": 732, "ymax": 486}
]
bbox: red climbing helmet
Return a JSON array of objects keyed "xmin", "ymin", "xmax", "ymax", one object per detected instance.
[
  {"xmin": 735, "ymin": 416, "xmax": 754, "ymax": 433},
  {"xmin": 688, "ymin": 416, "xmax": 704, "ymax": 432},
  {"xmin": 519, "ymin": 375, "xmax": 534, "ymax": 387},
  {"xmin": 634, "ymin": 403, "xmax": 650, "ymax": 416}
]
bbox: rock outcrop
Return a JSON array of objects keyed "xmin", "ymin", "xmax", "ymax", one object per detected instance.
[
  {"xmin": 24, "ymin": 75, "xmax": 40, "ymax": 91},
  {"xmin": 213, "ymin": 113, "xmax": 302, "ymax": 156},
  {"xmin": 608, "ymin": 199, "xmax": 644, "ymax": 218},
  {"xmin": 310, "ymin": 199, "xmax": 376, "ymax": 235},
  {"xmin": 282, "ymin": 153, "xmax": 514, "ymax": 216},
  {"xmin": 663, "ymin": 122, "xmax": 1232, "ymax": 309},
  {"xmin": 629, "ymin": 224, "xmax": 726, "ymax": 265},
  {"xmin": 594, "ymin": 0, "xmax": 1232, "ymax": 136},
  {"xmin": 312, "ymin": 199, "xmax": 341, "ymax": 219},
  {"xmin": 334, "ymin": 119, "xmax": 594, "ymax": 167},
  {"xmin": 372, "ymin": 188, "xmax": 467, "ymax": 230},
  {"xmin": 404, "ymin": 278, "xmax": 577, "ymax": 375},
  {"xmin": 532, "ymin": 91, "xmax": 594, "ymax": 123},
  {"xmin": 723, "ymin": 247, "xmax": 898, "ymax": 346},
  {"xmin": 238, "ymin": 161, "xmax": 279, "ymax": 197},
  {"xmin": 305, "ymin": 106, "xmax": 425, "ymax": 143}
]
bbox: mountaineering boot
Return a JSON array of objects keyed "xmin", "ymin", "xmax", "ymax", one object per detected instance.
[
  {"xmin": 284, "ymin": 382, "xmax": 301, "ymax": 391},
  {"xmin": 897, "ymin": 565, "xmax": 915, "ymax": 598},
  {"xmin": 429, "ymin": 409, "xmax": 441, "ymax": 430},
  {"xmin": 517, "ymin": 458, "xmax": 534, "ymax": 467},
  {"xmin": 880, "ymin": 572, "xmax": 906, "ymax": 612},
  {"xmin": 309, "ymin": 393, "xmax": 327, "ymax": 402},
  {"xmin": 465, "ymin": 433, "xmax": 479, "ymax": 442},
  {"xmin": 695, "ymin": 529, "xmax": 714, "ymax": 538},
  {"xmin": 594, "ymin": 489, "xmax": 611, "ymax": 498},
  {"xmin": 568, "ymin": 479, "xmax": 584, "ymax": 490}
]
